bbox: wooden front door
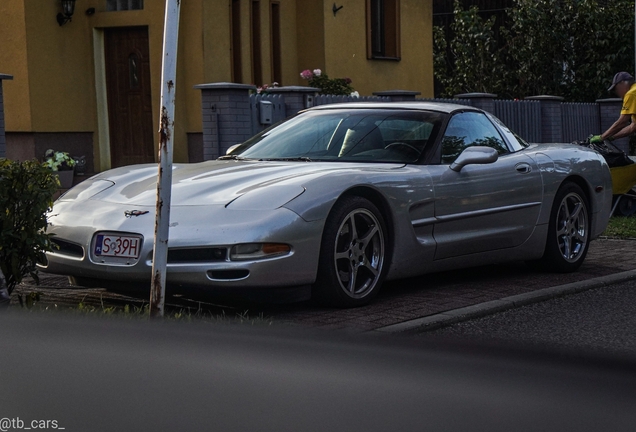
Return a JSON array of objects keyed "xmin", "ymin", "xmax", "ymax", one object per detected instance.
[{"xmin": 105, "ymin": 27, "xmax": 155, "ymax": 168}]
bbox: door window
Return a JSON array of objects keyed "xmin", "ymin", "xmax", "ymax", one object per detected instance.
[{"xmin": 441, "ymin": 112, "xmax": 509, "ymax": 164}]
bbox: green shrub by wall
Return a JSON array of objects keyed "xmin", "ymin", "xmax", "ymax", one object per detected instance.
[{"xmin": 0, "ymin": 158, "xmax": 58, "ymax": 294}]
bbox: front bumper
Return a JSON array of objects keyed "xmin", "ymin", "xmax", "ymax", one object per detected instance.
[{"xmin": 40, "ymin": 201, "xmax": 324, "ymax": 289}]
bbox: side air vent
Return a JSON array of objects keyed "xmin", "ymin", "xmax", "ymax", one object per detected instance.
[
  {"xmin": 207, "ymin": 270, "xmax": 249, "ymax": 280},
  {"xmin": 51, "ymin": 238, "xmax": 84, "ymax": 258}
]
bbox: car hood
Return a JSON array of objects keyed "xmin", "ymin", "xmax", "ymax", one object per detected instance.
[{"xmin": 64, "ymin": 160, "xmax": 403, "ymax": 208}]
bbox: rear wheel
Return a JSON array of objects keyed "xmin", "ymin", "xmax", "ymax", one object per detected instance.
[
  {"xmin": 313, "ymin": 196, "xmax": 388, "ymax": 307},
  {"xmin": 536, "ymin": 182, "xmax": 590, "ymax": 272},
  {"xmin": 615, "ymin": 194, "xmax": 636, "ymax": 216}
]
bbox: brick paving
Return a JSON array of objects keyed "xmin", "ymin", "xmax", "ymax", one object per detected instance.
[{"xmin": 14, "ymin": 238, "xmax": 636, "ymax": 332}]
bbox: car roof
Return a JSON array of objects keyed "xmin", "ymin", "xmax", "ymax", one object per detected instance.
[{"xmin": 305, "ymin": 101, "xmax": 477, "ymax": 114}]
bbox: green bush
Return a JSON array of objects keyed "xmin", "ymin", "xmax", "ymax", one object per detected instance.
[
  {"xmin": 434, "ymin": 0, "xmax": 634, "ymax": 102},
  {"xmin": 0, "ymin": 158, "xmax": 58, "ymax": 295},
  {"xmin": 300, "ymin": 69, "xmax": 356, "ymax": 96}
]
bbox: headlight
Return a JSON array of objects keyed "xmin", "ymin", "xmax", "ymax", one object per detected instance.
[{"xmin": 230, "ymin": 243, "xmax": 291, "ymax": 261}]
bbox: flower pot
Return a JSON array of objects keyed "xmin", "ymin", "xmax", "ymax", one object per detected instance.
[{"xmin": 54, "ymin": 170, "xmax": 74, "ymax": 189}]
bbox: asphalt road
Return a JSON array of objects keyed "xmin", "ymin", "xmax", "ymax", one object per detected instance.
[{"xmin": 421, "ymin": 279, "xmax": 636, "ymax": 359}]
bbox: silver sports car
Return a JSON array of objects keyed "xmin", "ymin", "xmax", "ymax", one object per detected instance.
[{"xmin": 40, "ymin": 102, "xmax": 613, "ymax": 307}]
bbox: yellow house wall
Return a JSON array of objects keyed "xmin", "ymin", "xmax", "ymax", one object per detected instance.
[
  {"xmin": 24, "ymin": 0, "xmax": 96, "ymax": 133},
  {"xmin": 0, "ymin": 2, "xmax": 32, "ymax": 131},
  {"xmin": 178, "ymin": 0, "xmax": 206, "ymax": 157},
  {"xmin": 206, "ymin": 0, "xmax": 300, "ymax": 86},
  {"xmin": 256, "ymin": 1, "xmax": 272, "ymax": 86},
  {"xmin": 3, "ymin": 0, "xmax": 208, "ymax": 168},
  {"xmin": 202, "ymin": 1, "xmax": 232, "ymax": 83},
  {"xmin": 322, "ymin": 0, "xmax": 433, "ymax": 97},
  {"xmin": 277, "ymin": 0, "xmax": 299, "ymax": 86},
  {"xmin": 1, "ymin": 0, "xmax": 433, "ymax": 171},
  {"xmin": 296, "ymin": 0, "xmax": 326, "ymax": 81}
]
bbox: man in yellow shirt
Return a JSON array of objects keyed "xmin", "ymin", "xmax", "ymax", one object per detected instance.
[{"xmin": 591, "ymin": 72, "xmax": 636, "ymax": 143}]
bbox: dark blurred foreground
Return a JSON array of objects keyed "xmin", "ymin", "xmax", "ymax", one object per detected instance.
[{"xmin": 2, "ymin": 312, "xmax": 636, "ymax": 432}]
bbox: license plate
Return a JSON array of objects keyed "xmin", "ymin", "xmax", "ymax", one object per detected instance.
[{"xmin": 94, "ymin": 234, "xmax": 142, "ymax": 258}]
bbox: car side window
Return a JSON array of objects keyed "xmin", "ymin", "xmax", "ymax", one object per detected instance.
[{"xmin": 441, "ymin": 112, "xmax": 509, "ymax": 164}]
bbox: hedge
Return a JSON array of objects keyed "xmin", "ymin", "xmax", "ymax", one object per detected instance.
[{"xmin": 0, "ymin": 158, "xmax": 58, "ymax": 295}]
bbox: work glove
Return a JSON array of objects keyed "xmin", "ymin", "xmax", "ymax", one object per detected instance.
[{"xmin": 589, "ymin": 135, "xmax": 603, "ymax": 144}]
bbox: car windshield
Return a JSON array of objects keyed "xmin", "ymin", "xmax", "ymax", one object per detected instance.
[{"xmin": 228, "ymin": 109, "xmax": 445, "ymax": 163}]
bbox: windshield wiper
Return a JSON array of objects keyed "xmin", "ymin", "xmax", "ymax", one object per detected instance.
[
  {"xmin": 259, "ymin": 157, "xmax": 313, "ymax": 162},
  {"xmin": 218, "ymin": 154, "xmax": 248, "ymax": 160}
]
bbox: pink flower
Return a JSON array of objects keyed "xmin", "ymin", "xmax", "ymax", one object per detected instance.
[
  {"xmin": 313, "ymin": 69, "xmax": 322, "ymax": 77},
  {"xmin": 300, "ymin": 69, "xmax": 313, "ymax": 80}
]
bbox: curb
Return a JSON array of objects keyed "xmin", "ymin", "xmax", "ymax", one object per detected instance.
[{"xmin": 374, "ymin": 269, "xmax": 636, "ymax": 334}]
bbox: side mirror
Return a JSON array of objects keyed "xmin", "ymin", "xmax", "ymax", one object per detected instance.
[{"xmin": 450, "ymin": 146, "xmax": 498, "ymax": 172}]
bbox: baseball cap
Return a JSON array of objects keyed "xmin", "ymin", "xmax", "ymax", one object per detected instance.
[{"xmin": 608, "ymin": 72, "xmax": 635, "ymax": 91}]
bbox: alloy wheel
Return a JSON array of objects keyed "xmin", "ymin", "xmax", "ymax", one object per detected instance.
[
  {"xmin": 333, "ymin": 208, "xmax": 385, "ymax": 298},
  {"xmin": 556, "ymin": 192, "xmax": 588, "ymax": 263}
]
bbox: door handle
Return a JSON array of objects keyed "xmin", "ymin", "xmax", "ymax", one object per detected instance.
[{"xmin": 516, "ymin": 163, "xmax": 532, "ymax": 173}]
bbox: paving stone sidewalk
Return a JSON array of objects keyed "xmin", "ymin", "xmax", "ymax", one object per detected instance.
[{"xmin": 14, "ymin": 238, "xmax": 636, "ymax": 332}]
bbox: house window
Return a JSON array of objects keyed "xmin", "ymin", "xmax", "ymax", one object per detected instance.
[
  {"xmin": 270, "ymin": 2, "xmax": 282, "ymax": 84},
  {"xmin": 251, "ymin": 1, "xmax": 263, "ymax": 86},
  {"xmin": 107, "ymin": 0, "xmax": 144, "ymax": 11},
  {"xmin": 366, "ymin": 0, "xmax": 400, "ymax": 60},
  {"xmin": 231, "ymin": 0, "xmax": 243, "ymax": 83}
]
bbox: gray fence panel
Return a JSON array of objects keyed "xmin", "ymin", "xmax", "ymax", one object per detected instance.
[
  {"xmin": 419, "ymin": 97, "xmax": 473, "ymax": 106},
  {"xmin": 561, "ymin": 103, "xmax": 600, "ymax": 143},
  {"xmin": 249, "ymin": 94, "xmax": 260, "ymax": 136},
  {"xmin": 250, "ymin": 94, "xmax": 287, "ymax": 135},
  {"xmin": 264, "ymin": 94, "xmax": 286, "ymax": 124},
  {"xmin": 248, "ymin": 94, "xmax": 599, "ymax": 147},
  {"xmin": 313, "ymin": 95, "xmax": 389, "ymax": 106},
  {"xmin": 492, "ymin": 100, "xmax": 541, "ymax": 143}
]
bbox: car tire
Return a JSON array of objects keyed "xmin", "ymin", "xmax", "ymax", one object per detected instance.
[
  {"xmin": 534, "ymin": 182, "xmax": 590, "ymax": 273},
  {"xmin": 313, "ymin": 196, "xmax": 388, "ymax": 308},
  {"xmin": 615, "ymin": 194, "xmax": 636, "ymax": 217}
]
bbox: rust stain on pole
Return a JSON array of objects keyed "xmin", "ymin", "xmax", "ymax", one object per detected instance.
[
  {"xmin": 159, "ymin": 106, "xmax": 171, "ymax": 146},
  {"xmin": 149, "ymin": 271, "xmax": 163, "ymax": 318},
  {"xmin": 150, "ymin": 105, "xmax": 172, "ymax": 319},
  {"xmin": 150, "ymin": 193, "xmax": 164, "ymax": 318}
]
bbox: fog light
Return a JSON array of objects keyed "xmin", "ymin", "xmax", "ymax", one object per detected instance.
[{"xmin": 230, "ymin": 243, "xmax": 291, "ymax": 261}]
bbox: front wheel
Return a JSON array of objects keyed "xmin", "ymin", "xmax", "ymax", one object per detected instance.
[
  {"xmin": 535, "ymin": 182, "xmax": 590, "ymax": 272},
  {"xmin": 313, "ymin": 196, "xmax": 388, "ymax": 307}
]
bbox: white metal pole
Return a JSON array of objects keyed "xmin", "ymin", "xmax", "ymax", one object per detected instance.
[{"xmin": 150, "ymin": 0, "xmax": 181, "ymax": 318}]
